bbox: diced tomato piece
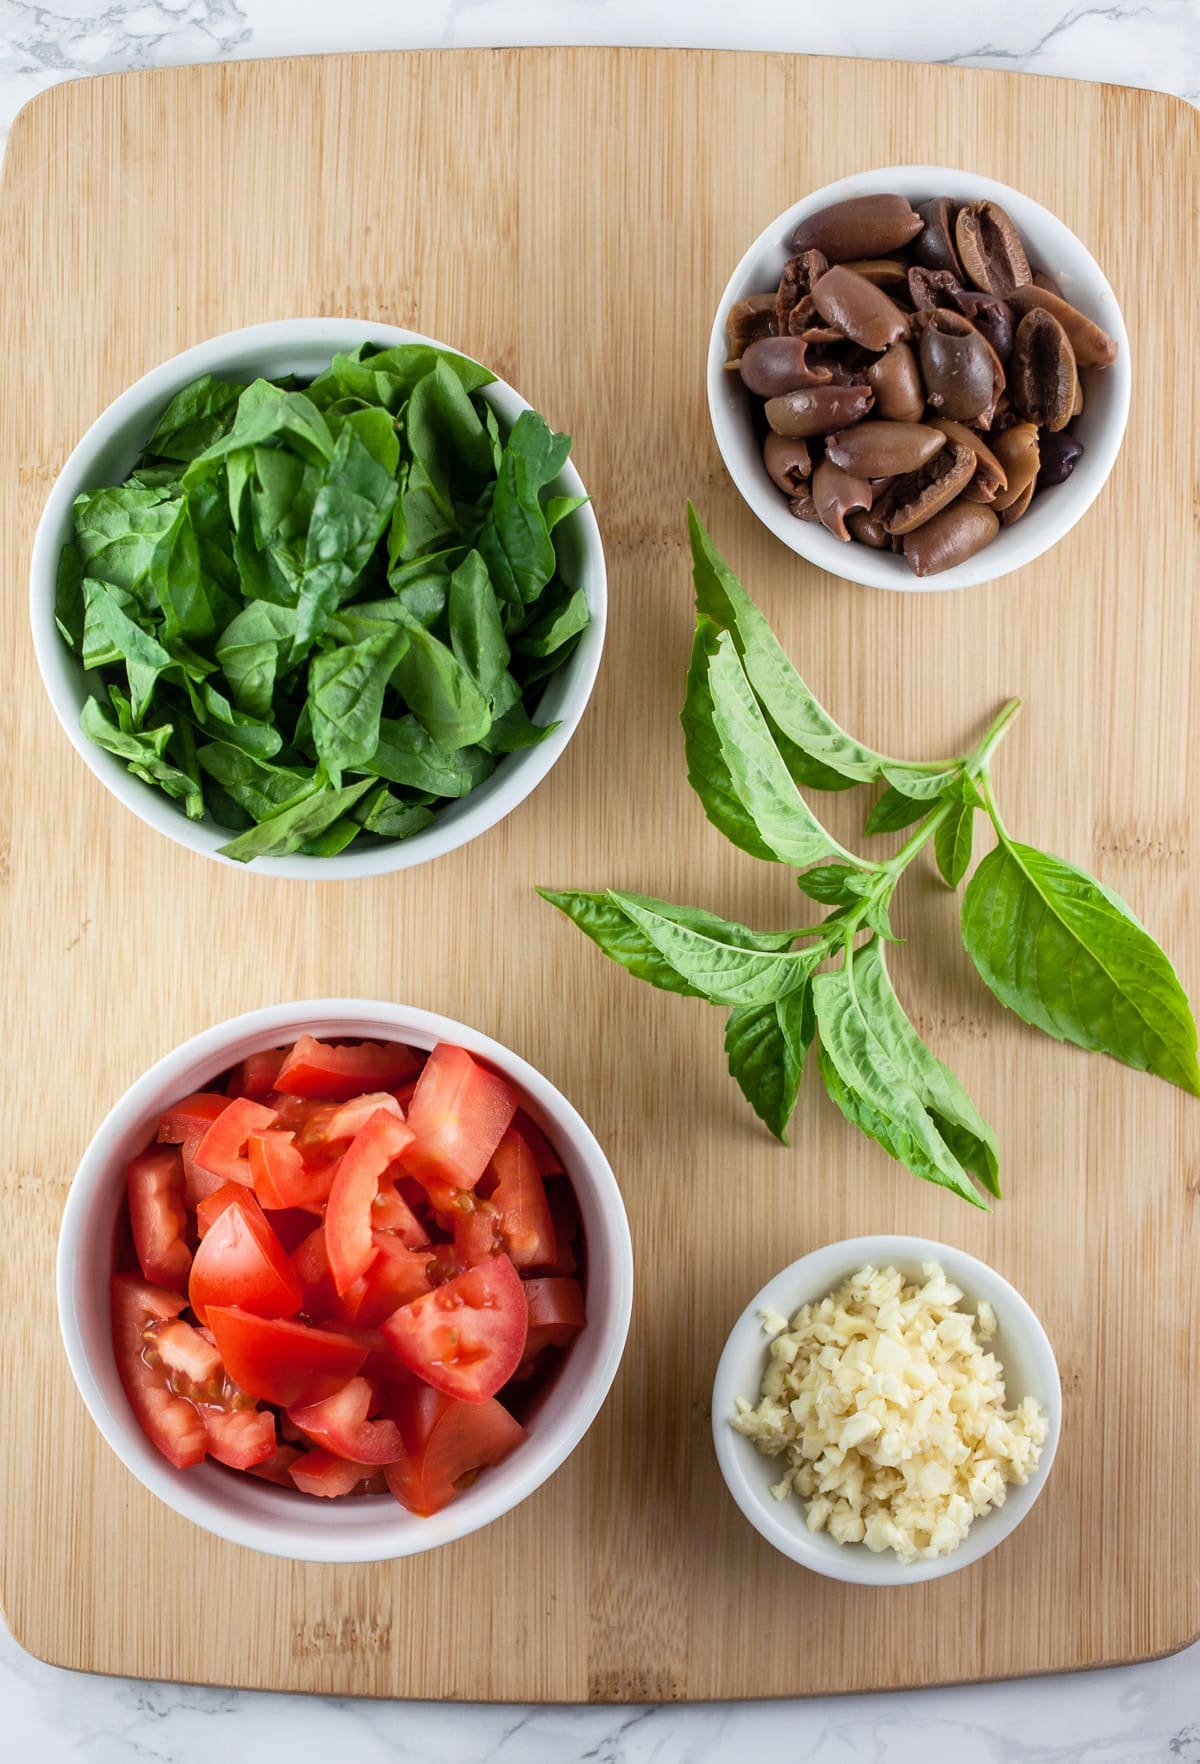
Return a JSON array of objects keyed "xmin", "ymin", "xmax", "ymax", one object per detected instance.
[
  {"xmin": 371, "ymin": 1174, "xmax": 429, "ymax": 1248},
  {"xmin": 512, "ymin": 1109, "xmax": 565, "ymax": 1178},
  {"xmin": 152, "ymin": 1316, "xmax": 223, "ymax": 1388},
  {"xmin": 453, "ymin": 1201, "xmax": 501, "ymax": 1266},
  {"xmin": 290, "ymin": 1224, "xmax": 341, "ymax": 1320},
  {"xmin": 247, "ymin": 1443, "xmax": 303, "ymax": 1487},
  {"xmin": 195, "ymin": 1180, "xmax": 249, "ymax": 1237},
  {"xmin": 194, "ymin": 1097, "xmax": 278, "ymax": 1186},
  {"xmin": 157, "ymin": 1092, "xmax": 230, "ymax": 1207},
  {"xmin": 206, "ymin": 1307, "xmax": 368, "ymax": 1408},
  {"xmin": 188, "ymin": 1187, "xmax": 303, "ymax": 1326},
  {"xmin": 110, "ymin": 1274, "xmax": 208, "ymax": 1469},
  {"xmin": 289, "ymin": 1449, "xmax": 381, "ymax": 1497},
  {"xmin": 348, "ymin": 1234, "xmax": 433, "ymax": 1327},
  {"xmin": 227, "ymin": 1046, "xmax": 286, "ymax": 1100},
  {"xmin": 487, "ymin": 1130, "xmax": 557, "ymax": 1270},
  {"xmin": 336, "ymin": 1323, "xmax": 416, "ymax": 1385},
  {"xmin": 323, "ymin": 1092, "xmax": 405, "ymax": 1141},
  {"xmin": 248, "ymin": 1129, "xmax": 333, "ymax": 1213},
  {"xmin": 531, "ymin": 1177, "xmax": 581, "ymax": 1277},
  {"xmin": 384, "ymin": 1385, "xmax": 526, "ymax": 1516},
  {"xmin": 202, "ymin": 1407, "xmax": 276, "ymax": 1470},
  {"xmin": 379, "ymin": 1253, "xmax": 527, "ymax": 1402},
  {"xmin": 127, "ymin": 1146, "xmax": 192, "ymax": 1291},
  {"xmin": 404, "ymin": 1045, "xmax": 519, "ymax": 1193},
  {"xmin": 523, "ymin": 1277, "xmax": 586, "ymax": 1356},
  {"xmin": 287, "ymin": 1376, "xmax": 406, "ymax": 1464},
  {"xmin": 275, "ymin": 1035, "xmax": 420, "ymax": 1102},
  {"xmin": 259, "ymin": 1205, "xmax": 319, "ymax": 1256},
  {"xmin": 325, "ymin": 1110, "xmax": 415, "ymax": 1297}
]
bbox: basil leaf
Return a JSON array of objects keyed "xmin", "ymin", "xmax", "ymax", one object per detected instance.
[
  {"xmin": 796, "ymin": 864, "xmax": 873, "ymax": 906},
  {"xmin": 144, "ymin": 374, "xmax": 244, "ymax": 462},
  {"xmin": 217, "ymin": 777, "xmax": 374, "ymax": 863},
  {"xmin": 308, "ymin": 626, "xmax": 410, "ymax": 784},
  {"xmin": 725, "ymin": 984, "xmax": 816, "ymax": 1143},
  {"xmin": 682, "ymin": 620, "xmax": 777, "ymax": 864},
  {"xmin": 687, "ymin": 504, "xmax": 886, "ymax": 785},
  {"xmin": 880, "ymin": 762, "xmax": 962, "ymax": 801},
  {"xmin": 448, "ymin": 550, "xmax": 510, "ymax": 700},
  {"xmin": 962, "ymin": 837, "xmax": 1200, "ymax": 1094},
  {"xmin": 935, "ymin": 784, "xmax": 978, "ymax": 888},
  {"xmin": 364, "ymin": 715, "xmax": 495, "ymax": 798},
  {"xmin": 702, "ymin": 626, "xmax": 853, "ymax": 868},
  {"xmin": 813, "ymin": 952, "xmax": 989, "ymax": 1209},
  {"xmin": 608, "ymin": 891, "xmax": 813, "ymax": 1007},
  {"xmin": 540, "ymin": 889, "xmax": 794, "ymax": 1001},
  {"xmin": 389, "ymin": 619, "xmax": 492, "ymax": 753},
  {"xmin": 850, "ymin": 939, "xmax": 999, "ymax": 1196},
  {"xmin": 864, "ymin": 785, "xmax": 928, "ymax": 836}
]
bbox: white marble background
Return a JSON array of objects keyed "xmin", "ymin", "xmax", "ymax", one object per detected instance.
[{"xmin": 3, "ymin": 1, "xmax": 1199, "ymax": 1758}]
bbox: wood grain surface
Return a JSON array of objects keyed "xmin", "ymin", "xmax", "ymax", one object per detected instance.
[{"xmin": 1, "ymin": 47, "xmax": 1197, "ymax": 1703}]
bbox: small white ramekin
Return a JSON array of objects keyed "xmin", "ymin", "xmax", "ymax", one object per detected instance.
[
  {"xmin": 712, "ymin": 1235, "xmax": 1061, "ymax": 1585},
  {"xmin": 708, "ymin": 166, "xmax": 1130, "ymax": 592},
  {"xmin": 31, "ymin": 319, "xmax": 606, "ymax": 876},
  {"xmin": 57, "ymin": 999, "xmax": 633, "ymax": 1561}
]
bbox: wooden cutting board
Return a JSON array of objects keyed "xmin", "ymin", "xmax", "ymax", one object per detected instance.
[{"xmin": 1, "ymin": 47, "xmax": 1197, "ymax": 1703}]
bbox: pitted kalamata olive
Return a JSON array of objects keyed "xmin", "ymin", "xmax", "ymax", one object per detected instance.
[
  {"xmin": 902, "ymin": 503, "xmax": 999, "ymax": 576},
  {"xmin": 776, "ymin": 251, "xmax": 829, "ymax": 332},
  {"xmin": 884, "ymin": 444, "xmax": 977, "ymax": 535},
  {"xmin": 740, "ymin": 336, "xmax": 835, "ymax": 396},
  {"xmin": 788, "ymin": 491, "xmax": 820, "ymax": 522},
  {"xmin": 839, "ymin": 258, "xmax": 909, "ymax": 286},
  {"xmin": 907, "ymin": 266, "xmax": 960, "ymax": 311},
  {"xmin": 912, "ymin": 197, "xmax": 965, "ymax": 278},
  {"xmin": 763, "ymin": 432, "xmax": 813, "ymax": 494},
  {"xmin": 765, "ymin": 383, "xmax": 875, "ymax": 438},
  {"xmin": 725, "ymin": 294, "xmax": 778, "ymax": 361},
  {"xmin": 916, "ymin": 310, "xmax": 1003, "ymax": 425},
  {"xmin": 953, "ymin": 289, "xmax": 1014, "ymax": 364},
  {"xmin": 955, "ymin": 201, "xmax": 1032, "ymax": 297},
  {"xmin": 825, "ymin": 421, "xmax": 946, "ymax": 477},
  {"xmin": 1006, "ymin": 285, "xmax": 1117, "ymax": 368},
  {"xmin": 811, "ymin": 267, "xmax": 910, "ymax": 351},
  {"xmin": 1037, "ymin": 431, "xmax": 1084, "ymax": 487},
  {"xmin": 812, "ymin": 458, "xmax": 874, "ymax": 542},
  {"xmin": 789, "ymin": 194, "xmax": 923, "ymax": 262},
  {"xmin": 989, "ymin": 422, "xmax": 1041, "ymax": 510},
  {"xmin": 845, "ymin": 507, "xmax": 892, "ymax": 548},
  {"xmin": 1033, "ymin": 268, "xmax": 1063, "ymax": 297},
  {"xmin": 999, "ymin": 480, "xmax": 1035, "ymax": 524},
  {"xmin": 928, "ymin": 419, "xmax": 1008, "ymax": 503},
  {"xmin": 866, "ymin": 342, "xmax": 925, "ymax": 422},
  {"xmin": 1010, "ymin": 308, "xmax": 1078, "ymax": 431}
]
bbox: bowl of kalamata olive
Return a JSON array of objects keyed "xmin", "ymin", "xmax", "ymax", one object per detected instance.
[{"xmin": 708, "ymin": 166, "xmax": 1130, "ymax": 590}]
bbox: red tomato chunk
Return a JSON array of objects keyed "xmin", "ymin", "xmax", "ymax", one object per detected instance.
[{"xmin": 110, "ymin": 1036, "xmax": 585, "ymax": 1515}]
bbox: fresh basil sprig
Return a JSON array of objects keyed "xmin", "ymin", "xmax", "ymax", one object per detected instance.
[{"xmin": 540, "ymin": 509, "xmax": 1199, "ymax": 1206}]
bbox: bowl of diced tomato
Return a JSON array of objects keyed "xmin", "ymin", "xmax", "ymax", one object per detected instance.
[{"xmin": 57, "ymin": 1000, "xmax": 632, "ymax": 1560}]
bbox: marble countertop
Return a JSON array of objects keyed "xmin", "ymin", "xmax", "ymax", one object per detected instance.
[{"xmin": 3, "ymin": 1, "xmax": 1198, "ymax": 1758}]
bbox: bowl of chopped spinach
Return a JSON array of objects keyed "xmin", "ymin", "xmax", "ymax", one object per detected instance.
[{"xmin": 32, "ymin": 319, "xmax": 605, "ymax": 874}]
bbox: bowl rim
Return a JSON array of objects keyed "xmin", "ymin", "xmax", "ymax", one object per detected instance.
[
  {"xmin": 30, "ymin": 316, "xmax": 607, "ymax": 878},
  {"xmin": 710, "ymin": 1233, "xmax": 1062, "ymax": 1585},
  {"xmin": 57, "ymin": 997, "xmax": 634, "ymax": 1561},
  {"xmin": 706, "ymin": 163, "xmax": 1131, "ymax": 593}
]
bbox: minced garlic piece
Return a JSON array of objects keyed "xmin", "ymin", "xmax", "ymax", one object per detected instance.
[{"xmin": 732, "ymin": 1263, "xmax": 1047, "ymax": 1564}]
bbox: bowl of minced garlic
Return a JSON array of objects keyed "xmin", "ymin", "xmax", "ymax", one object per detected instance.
[{"xmin": 712, "ymin": 1238, "xmax": 1060, "ymax": 1584}]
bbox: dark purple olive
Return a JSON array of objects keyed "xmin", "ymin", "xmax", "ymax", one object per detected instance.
[
  {"xmin": 740, "ymin": 336, "xmax": 834, "ymax": 396},
  {"xmin": 764, "ymin": 383, "xmax": 875, "ymax": 438},
  {"xmin": 1036, "ymin": 431, "xmax": 1084, "ymax": 487},
  {"xmin": 789, "ymin": 194, "xmax": 922, "ymax": 261},
  {"xmin": 810, "ymin": 266, "xmax": 909, "ymax": 352},
  {"xmin": 763, "ymin": 432, "xmax": 813, "ymax": 494}
]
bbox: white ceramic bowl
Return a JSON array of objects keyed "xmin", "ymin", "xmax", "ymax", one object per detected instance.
[
  {"xmin": 57, "ymin": 999, "xmax": 633, "ymax": 1561},
  {"xmin": 30, "ymin": 319, "xmax": 607, "ymax": 877},
  {"xmin": 711, "ymin": 1235, "xmax": 1061, "ymax": 1585},
  {"xmin": 707, "ymin": 166, "xmax": 1131, "ymax": 592}
]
